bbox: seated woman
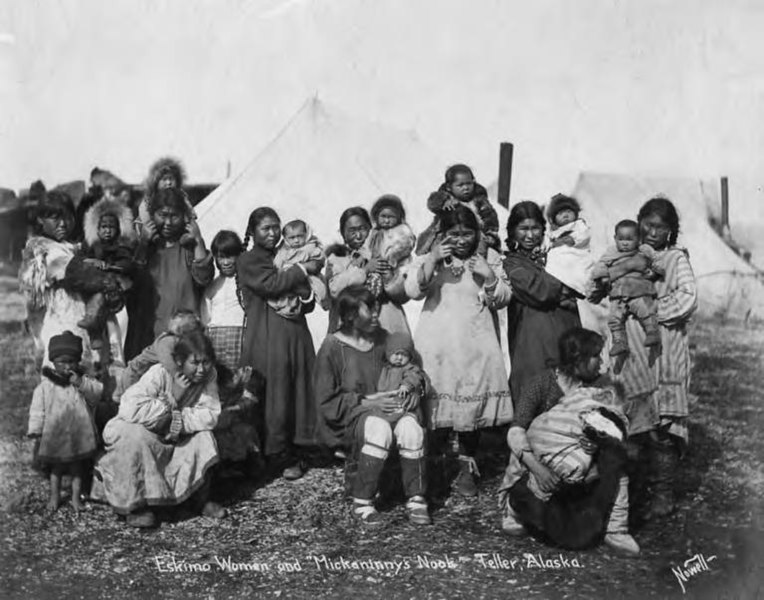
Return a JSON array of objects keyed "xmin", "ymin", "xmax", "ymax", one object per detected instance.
[
  {"xmin": 497, "ymin": 327, "xmax": 640, "ymax": 556},
  {"xmin": 91, "ymin": 331, "xmax": 224, "ymax": 527},
  {"xmin": 314, "ymin": 285, "xmax": 430, "ymax": 526}
]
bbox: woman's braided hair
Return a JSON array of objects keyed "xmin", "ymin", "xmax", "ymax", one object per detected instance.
[{"xmin": 237, "ymin": 207, "xmax": 281, "ymax": 310}]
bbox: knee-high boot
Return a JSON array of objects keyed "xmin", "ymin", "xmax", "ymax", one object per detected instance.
[
  {"xmin": 400, "ymin": 457, "xmax": 426, "ymax": 499},
  {"xmin": 352, "ymin": 452, "xmax": 387, "ymax": 501},
  {"xmin": 645, "ymin": 434, "xmax": 679, "ymax": 519}
]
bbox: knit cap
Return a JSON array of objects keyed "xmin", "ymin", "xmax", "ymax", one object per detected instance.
[
  {"xmin": 385, "ymin": 331, "xmax": 414, "ymax": 360},
  {"xmin": 48, "ymin": 330, "xmax": 83, "ymax": 362}
]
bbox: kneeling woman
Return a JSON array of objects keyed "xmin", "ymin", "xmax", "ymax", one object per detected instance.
[
  {"xmin": 92, "ymin": 331, "xmax": 224, "ymax": 527},
  {"xmin": 497, "ymin": 328, "xmax": 640, "ymax": 556},
  {"xmin": 314, "ymin": 286, "xmax": 430, "ymax": 526}
]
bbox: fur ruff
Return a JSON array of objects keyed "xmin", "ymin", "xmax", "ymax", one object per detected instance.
[
  {"xmin": 145, "ymin": 156, "xmax": 186, "ymax": 193},
  {"xmin": 83, "ymin": 197, "xmax": 136, "ymax": 247}
]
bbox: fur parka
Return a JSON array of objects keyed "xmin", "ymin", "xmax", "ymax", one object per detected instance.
[{"xmin": 82, "ymin": 197, "xmax": 136, "ymax": 247}]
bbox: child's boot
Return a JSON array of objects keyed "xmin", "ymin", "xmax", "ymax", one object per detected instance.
[
  {"xmin": 405, "ymin": 495, "xmax": 431, "ymax": 526},
  {"xmin": 453, "ymin": 455, "xmax": 479, "ymax": 497},
  {"xmin": 609, "ymin": 328, "xmax": 629, "ymax": 357}
]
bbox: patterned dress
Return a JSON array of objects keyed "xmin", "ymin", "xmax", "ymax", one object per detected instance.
[
  {"xmin": 614, "ymin": 246, "xmax": 697, "ymax": 445},
  {"xmin": 405, "ymin": 248, "xmax": 513, "ymax": 431}
]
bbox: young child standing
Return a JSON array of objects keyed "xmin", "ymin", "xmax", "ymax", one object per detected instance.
[
  {"xmin": 591, "ymin": 220, "xmax": 663, "ymax": 356},
  {"xmin": 268, "ymin": 220, "xmax": 328, "ymax": 317},
  {"xmin": 544, "ymin": 194, "xmax": 594, "ymax": 298},
  {"xmin": 374, "ymin": 332, "xmax": 427, "ymax": 423},
  {"xmin": 366, "ymin": 195, "xmax": 416, "ymax": 297},
  {"xmin": 27, "ymin": 331, "xmax": 102, "ymax": 512},
  {"xmin": 416, "ymin": 164, "xmax": 500, "ymax": 254},
  {"xmin": 202, "ymin": 230, "xmax": 247, "ymax": 373}
]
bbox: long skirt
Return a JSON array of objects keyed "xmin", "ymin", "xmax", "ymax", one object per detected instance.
[{"xmin": 91, "ymin": 420, "xmax": 219, "ymax": 514}]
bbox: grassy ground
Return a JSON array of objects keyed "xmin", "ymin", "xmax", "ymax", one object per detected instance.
[{"xmin": 0, "ymin": 275, "xmax": 762, "ymax": 599}]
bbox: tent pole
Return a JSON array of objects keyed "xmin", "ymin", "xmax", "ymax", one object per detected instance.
[{"xmin": 721, "ymin": 176, "xmax": 730, "ymax": 239}]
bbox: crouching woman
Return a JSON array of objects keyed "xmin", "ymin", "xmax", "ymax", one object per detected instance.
[
  {"xmin": 92, "ymin": 331, "xmax": 224, "ymax": 527},
  {"xmin": 314, "ymin": 285, "xmax": 430, "ymax": 526}
]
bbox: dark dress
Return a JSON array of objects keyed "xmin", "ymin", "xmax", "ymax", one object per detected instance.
[
  {"xmin": 504, "ymin": 250, "xmax": 581, "ymax": 398},
  {"xmin": 313, "ymin": 331, "xmax": 387, "ymax": 450},
  {"xmin": 238, "ymin": 244, "xmax": 317, "ymax": 457},
  {"xmin": 124, "ymin": 242, "xmax": 214, "ymax": 360}
]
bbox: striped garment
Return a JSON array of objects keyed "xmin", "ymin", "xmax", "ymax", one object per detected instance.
[
  {"xmin": 524, "ymin": 386, "xmax": 626, "ymax": 499},
  {"xmin": 614, "ymin": 247, "xmax": 697, "ymax": 443},
  {"xmin": 207, "ymin": 326, "xmax": 244, "ymax": 373}
]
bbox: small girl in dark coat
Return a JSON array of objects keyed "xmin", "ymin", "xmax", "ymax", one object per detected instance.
[
  {"xmin": 416, "ymin": 164, "xmax": 500, "ymax": 254},
  {"xmin": 28, "ymin": 331, "xmax": 102, "ymax": 513},
  {"xmin": 237, "ymin": 207, "xmax": 322, "ymax": 480}
]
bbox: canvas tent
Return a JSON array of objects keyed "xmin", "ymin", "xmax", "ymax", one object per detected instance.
[
  {"xmin": 195, "ymin": 98, "xmax": 449, "ymax": 348},
  {"xmin": 571, "ymin": 172, "xmax": 764, "ymax": 321}
]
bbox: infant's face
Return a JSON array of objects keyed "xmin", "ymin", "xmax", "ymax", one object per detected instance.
[
  {"xmin": 615, "ymin": 228, "xmax": 639, "ymax": 252},
  {"xmin": 376, "ymin": 207, "xmax": 400, "ymax": 230},
  {"xmin": 283, "ymin": 226, "xmax": 307, "ymax": 248},
  {"xmin": 98, "ymin": 214, "xmax": 120, "ymax": 243},
  {"xmin": 388, "ymin": 350, "xmax": 410, "ymax": 367},
  {"xmin": 450, "ymin": 172, "xmax": 475, "ymax": 201},
  {"xmin": 554, "ymin": 209, "xmax": 576, "ymax": 227}
]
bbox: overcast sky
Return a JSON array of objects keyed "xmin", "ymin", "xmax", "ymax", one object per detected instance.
[{"xmin": 1, "ymin": 0, "xmax": 763, "ymax": 224}]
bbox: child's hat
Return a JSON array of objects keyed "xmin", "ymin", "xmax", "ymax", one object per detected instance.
[
  {"xmin": 48, "ymin": 330, "xmax": 83, "ymax": 362},
  {"xmin": 546, "ymin": 193, "xmax": 581, "ymax": 222},
  {"xmin": 385, "ymin": 331, "xmax": 414, "ymax": 358}
]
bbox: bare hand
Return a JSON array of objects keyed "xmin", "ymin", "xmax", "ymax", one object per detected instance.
[
  {"xmin": 431, "ymin": 238, "xmax": 454, "ymax": 262},
  {"xmin": 528, "ymin": 460, "xmax": 561, "ymax": 493},
  {"xmin": 443, "ymin": 198, "xmax": 459, "ymax": 211},
  {"xmin": 142, "ymin": 219, "xmax": 158, "ymax": 241},
  {"xmin": 622, "ymin": 254, "xmax": 650, "ymax": 274},
  {"xmin": 185, "ymin": 219, "xmax": 203, "ymax": 242},
  {"xmin": 172, "ymin": 373, "xmax": 191, "ymax": 400},
  {"xmin": 468, "ymin": 254, "xmax": 495, "ymax": 284},
  {"xmin": 83, "ymin": 258, "xmax": 107, "ymax": 270},
  {"xmin": 375, "ymin": 258, "xmax": 392, "ymax": 276},
  {"xmin": 401, "ymin": 391, "xmax": 420, "ymax": 412}
]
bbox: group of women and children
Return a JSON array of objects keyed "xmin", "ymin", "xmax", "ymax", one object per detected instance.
[{"xmin": 19, "ymin": 158, "xmax": 697, "ymax": 558}]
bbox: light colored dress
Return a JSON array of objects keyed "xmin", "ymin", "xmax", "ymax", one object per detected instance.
[
  {"xmin": 544, "ymin": 218, "xmax": 593, "ymax": 297},
  {"xmin": 614, "ymin": 246, "xmax": 697, "ymax": 445},
  {"xmin": 18, "ymin": 236, "xmax": 93, "ymax": 369},
  {"xmin": 27, "ymin": 376, "xmax": 102, "ymax": 464},
  {"xmin": 405, "ymin": 248, "xmax": 513, "ymax": 430},
  {"xmin": 92, "ymin": 364, "xmax": 220, "ymax": 514}
]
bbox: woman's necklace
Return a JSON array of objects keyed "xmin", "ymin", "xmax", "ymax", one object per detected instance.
[{"xmin": 443, "ymin": 256, "xmax": 465, "ymax": 278}]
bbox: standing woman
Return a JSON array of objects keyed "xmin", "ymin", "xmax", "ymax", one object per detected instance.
[
  {"xmin": 19, "ymin": 188, "xmax": 94, "ymax": 369},
  {"xmin": 504, "ymin": 201, "xmax": 581, "ymax": 398},
  {"xmin": 611, "ymin": 197, "xmax": 697, "ymax": 518},
  {"xmin": 237, "ymin": 207, "xmax": 321, "ymax": 480},
  {"xmin": 406, "ymin": 204, "xmax": 513, "ymax": 497},
  {"xmin": 124, "ymin": 187, "xmax": 214, "ymax": 360},
  {"xmin": 325, "ymin": 206, "xmax": 411, "ymax": 335}
]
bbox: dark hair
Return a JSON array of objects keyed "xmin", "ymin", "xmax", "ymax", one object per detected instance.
[
  {"xmin": 506, "ymin": 201, "xmax": 546, "ymax": 245},
  {"xmin": 614, "ymin": 219, "xmax": 638, "ymax": 234},
  {"xmin": 283, "ymin": 219, "xmax": 307, "ymax": 235},
  {"xmin": 243, "ymin": 206, "xmax": 280, "ymax": 250},
  {"xmin": 546, "ymin": 193, "xmax": 581, "ymax": 223},
  {"xmin": 148, "ymin": 187, "xmax": 188, "ymax": 217},
  {"xmin": 557, "ymin": 327, "xmax": 604, "ymax": 379},
  {"xmin": 370, "ymin": 195, "xmax": 406, "ymax": 224},
  {"xmin": 445, "ymin": 164, "xmax": 475, "ymax": 184},
  {"xmin": 438, "ymin": 203, "xmax": 481, "ymax": 256},
  {"xmin": 30, "ymin": 190, "xmax": 76, "ymax": 237},
  {"xmin": 336, "ymin": 285, "xmax": 378, "ymax": 330},
  {"xmin": 339, "ymin": 206, "xmax": 371, "ymax": 237},
  {"xmin": 172, "ymin": 330, "xmax": 216, "ymax": 365},
  {"xmin": 637, "ymin": 197, "xmax": 680, "ymax": 246},
  {"xmin": 211, "ymin": 230, "xmax": 244, "ymax": 257}
]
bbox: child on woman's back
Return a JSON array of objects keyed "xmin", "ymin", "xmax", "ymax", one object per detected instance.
[
  {"xmin": 417, "ymin": 164, "xmax": 500, "ymax": 254},
  {"xmin": 268, "ymin": 219, "xmax": 328, "ymax": 316},
  {"xmin": 366, "ymin": 195, "xmax": 416, "ymax": 296},
  {"xmin": 544, "ymin": 194, "xmax": 593, "ymax": 298},
  {"xmin": 28, "ymin": 331, "xmax": 102, "ymax": 512}
]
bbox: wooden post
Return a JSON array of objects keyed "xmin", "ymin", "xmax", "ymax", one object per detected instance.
[
  {"xmin": 721, "ymin": 176, "xmax": 729, "ymax": 229},
  {"xmin": 497, "ymin": 142, "xmax": 514, "ymax": 209}
]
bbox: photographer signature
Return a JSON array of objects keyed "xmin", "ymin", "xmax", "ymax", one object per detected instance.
[{"xmin": 671, "ymin": 553, "xmax": 717, "ymax": 594}]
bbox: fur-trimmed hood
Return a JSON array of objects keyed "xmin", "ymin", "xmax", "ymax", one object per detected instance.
[
  {"xmin": 83, "ymin": 197, "xmax": 136, "ymax": 246},
  {"xmin": 145, "ymin": 156, "xmax": 186, "ymax": 195}
]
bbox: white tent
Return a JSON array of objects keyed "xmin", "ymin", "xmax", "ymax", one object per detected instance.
[
  {"xmin": 571, "ymin": 172, "xmax": 764, "ymax": 321},
  {"xmin": 195, "ymin": 98, "xmax": 448, "ymax": 348}
]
